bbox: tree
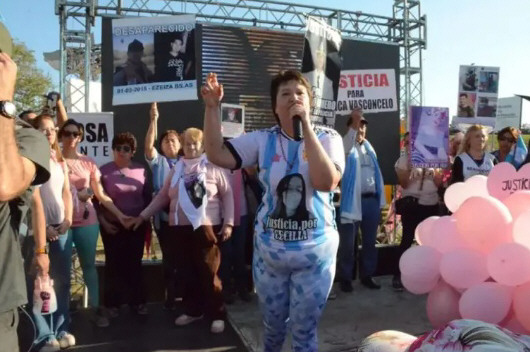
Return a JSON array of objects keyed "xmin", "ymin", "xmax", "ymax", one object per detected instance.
[{"xmin": 12, "ymin": 41, "xmax": 53, "ymax": 113}]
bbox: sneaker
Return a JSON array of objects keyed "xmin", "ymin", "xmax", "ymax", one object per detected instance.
[
  {"xmin": 39, "ymin": 338, "xmax": 60, "ymax": 352},
  {"xmin": 135, "ymin": 304, "xmax": 148, "ymax": 315},
  {"xmin": 57, "ymin": 332, "xmax": 76, "ymax": 349},
  {"xmin": 94, "ymin": 307, "xmax": 109, "ymax": 328},
  {"xmin": 327, "ymin": 288, "xmax": 337, "ymax": 300},
  {"xmin": 175, "ymin": 314, "xmax": 203, "ymax": 326},
  {"xmin": 210, "ymin": 319, "xmax": 225, "ymax": 333}
]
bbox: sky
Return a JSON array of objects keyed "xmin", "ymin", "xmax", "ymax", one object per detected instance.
[{"xmin": 2, "ymin": 0, "xmax": 530, "ymax": 123}]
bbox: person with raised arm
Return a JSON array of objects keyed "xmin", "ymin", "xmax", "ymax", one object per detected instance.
[
  {"xmin": 201, "ymin": 71, "xmax": 344, "ymax": 351},
  {"xmin": 0, "ymin": 52, "xmax": 51, "ymax": 352},
  {"xmin": 144, "ymin": 102, "xmax": 182, "ymax": 310}
]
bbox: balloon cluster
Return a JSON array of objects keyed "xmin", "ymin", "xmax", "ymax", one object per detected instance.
[{"xmin": 400, "ymin": 162, "xmax": 530, "ymax": 334}]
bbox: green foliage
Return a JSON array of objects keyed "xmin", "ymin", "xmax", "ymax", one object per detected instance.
[{"xmin": 12, "ymin": 41, "xmax": 53, "ymax": 113}]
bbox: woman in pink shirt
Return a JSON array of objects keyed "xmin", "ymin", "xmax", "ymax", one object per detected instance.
[
  {"xmin": 132, "ymin": 127, "xmax": 234, "ymax": 334},
  {"xmin": 59, "ymin": 119, "xmax": 131, "ymax": 327}
]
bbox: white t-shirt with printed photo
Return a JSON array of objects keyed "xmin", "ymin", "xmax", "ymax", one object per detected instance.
[{"xmin": 227, "ymin": 125, "xmax": 345, "ymax": 251}]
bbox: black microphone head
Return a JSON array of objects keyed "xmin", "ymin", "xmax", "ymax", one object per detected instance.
[{"xmin": 293, "ymin": 115, "xmax": 303, "ymax": 141}]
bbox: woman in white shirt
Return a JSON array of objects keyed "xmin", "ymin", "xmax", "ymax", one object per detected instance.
[
  {"xmin": 394, "ymin": 132, "xmax": 443, "ymax": 290},
  {"xmin": 31, "ymin": 114, "xmax": 75, "ymax": 351}
]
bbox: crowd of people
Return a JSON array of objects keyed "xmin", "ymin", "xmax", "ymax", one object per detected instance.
[{"xmin": 2, "ymin": 48, "xmax": 529, "ymax": 352}]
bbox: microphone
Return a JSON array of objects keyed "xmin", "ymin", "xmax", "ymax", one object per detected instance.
[{"xmin": 293, "ymin": 115, "xmax": 303, "ymax": 141}]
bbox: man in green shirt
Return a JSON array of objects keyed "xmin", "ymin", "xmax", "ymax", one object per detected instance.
[{"xmin": 0, "ymin": 52, "xmax": 51, "ymax": 352}]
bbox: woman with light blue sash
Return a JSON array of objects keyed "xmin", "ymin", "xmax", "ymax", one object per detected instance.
[{"xmin": 200, "ymin": 71, "xmax": 345, "ymax": 352}]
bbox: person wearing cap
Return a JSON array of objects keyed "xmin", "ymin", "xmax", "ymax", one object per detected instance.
[
  {"xmin": 113, "ymin": 39, "xmax": 154, "ymax": 86},
  {"xmin": 0, "ymin": 52, "xmax": 51, "ymax": 352},
  {"xmin": 337, "ymin": 109, "xmax": 386, "ymax": 292}
]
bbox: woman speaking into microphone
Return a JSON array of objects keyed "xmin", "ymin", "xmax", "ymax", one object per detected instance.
[{"xmin": 201, "ymin": 71, "xmax": 344, "ymax": 352}]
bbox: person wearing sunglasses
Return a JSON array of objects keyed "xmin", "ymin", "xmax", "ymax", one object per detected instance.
[
  {"xmin": 99, "ymin": 132, "xmax": 152, "ymax": 316},
  {"xmin": 30, "ymin": 114, "xmax": 75, "ymax": 351},
  {"xmin": 58, "ymin": 119, "xmax": 130, "ymax": 328},
  {"xmin": 492, "ymin": 127, "xmax": 520, "ymax": 167}
]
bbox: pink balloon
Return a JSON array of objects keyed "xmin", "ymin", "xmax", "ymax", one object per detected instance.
[
  {"xmin": 502, "ymin": 190, "xmax": 530, "ymax": 220},
  {"xmin": 487, "ymin": 243, "xmax": 530, "ymax": 286},
  {"xmin": 513, "ymin": 282, "xmax": 530, "ymax": 331},
  {"xmin": 512, "ymin": 209, "xmax": 530, "ymax": 250},
  {"xmin": 444, "ymin": 182, "xmax": 468, "ymax": 213},
  {"xmin": 487, "ymin": 162, "xmax": 530, "ymax": 201},
  {"xmin": 454, "ymin": 196, "xmax": 512, "ymax": 253},
  {"xmin": 500, "ymin": 309, "xmax": 530, "ymax": 335},
  {"xmin": 465, "ymin": 175, "xmax": 489, "ymax": 198},
  {"xmin": 459, "ymin": 282, "xmax": 512, "ymax": 324},
  {"xmin": 401, "ymin": 274, "xmax": 439, "ymax": 295},
  {"xmin": 440, "ymin": 249, "xmax": 489, "ymax": 289},
  {"xmin": 399, "ymin": 246, "xmax": 441, "ymax": 283},
  {"xmin": 429, "ymin": 216, "xmax": 470, "ymax": 253},
  {"xmin": 414, "ymin": 216, "xmax": 440, "ymax": 246},
  {"xmin": 426, "ymin": 280, "xmax": 461, "ymax": 328}
]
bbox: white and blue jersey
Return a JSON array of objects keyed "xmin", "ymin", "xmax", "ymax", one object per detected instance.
[{"xmin": 226, "ymin": 125, "xmax": 345, "ymax": 251}]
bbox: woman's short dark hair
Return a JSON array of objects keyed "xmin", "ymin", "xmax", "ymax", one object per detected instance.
[
  {"xmin": 270, "ymin": 70, "xmax": 313, "ymax": 124},
  {"xmin": 58, "ymin": 119, "xmax": 84, "ymax": 140},
  {"xmin": 112, "ymin": 132, "xmax": 137, "ymax": 152},
  {"xmin": 496, "ymin": 126, "xmax": 518, "ymax": 142},
  {"xmin": 158, "ymin": 130, "xmax": 179, "ymax": 151}
]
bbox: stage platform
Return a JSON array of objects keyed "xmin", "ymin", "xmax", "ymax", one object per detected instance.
[
  {"xmin": 19, "ymin": 275, "xmax": 430, "ymax": 352},
  {"xmin": 227, "ymin": 275, "xmax": 431, "ymax": 352},
  {"xmin": 18, "ymin": 302, "xmax": 249, "ymax": 352}
]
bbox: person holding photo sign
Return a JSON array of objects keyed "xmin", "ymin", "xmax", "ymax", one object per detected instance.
[
  {"xmin": 201, "ymin": 71, "xmax": 344, "ymax": 351},
  {"xmin": 144, "ymin": 102, "xmax": 182, "ymax": 310}
]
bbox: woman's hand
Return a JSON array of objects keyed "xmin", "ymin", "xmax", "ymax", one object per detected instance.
[
  {"xmin": 150, "ymin": 102, "xmax": 159, "ymax": 122},
  {"xmin": 46, "ymin": 226, "xmax": 60, "ymax": 242},
  {"xmin": 33, "ymin": 253, "xmax": 50, "ymax": 277},
  {"xmin": 218, "ymin": 224, "xmax": 233, "ymax": 242},
  {"xmin": 351, "ymin": 108, "xmax": 363, "ymax": 130},
  {"xmin": 410, "ymin": 168, "xmax": 423, "ymax": 180},
  {"xmin": 99, "ymin": 215, "xmax": 119, "ymax": 235},
  {"xmin": 118, "ymin": 213, "xmax": 133, "ymax": 229},
  {"xmin": 56, "ymin": 219, "xmax": 71, "ymax": 234},
  {"xmin": 289, "ymin": 103, "xmax": 310, "ymax": 127},
  {"xmin": 129, "ymin": 216, "xmax": 147, "ymax": 231},
  {"xmin": 201, "ymin": 72, "xmax": 224, "ymax": 108}
]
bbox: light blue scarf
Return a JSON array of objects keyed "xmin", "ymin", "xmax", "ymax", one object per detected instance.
[{"xmin": 340, "ymin": 139, "xmax": 384, "ymax": 223}]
